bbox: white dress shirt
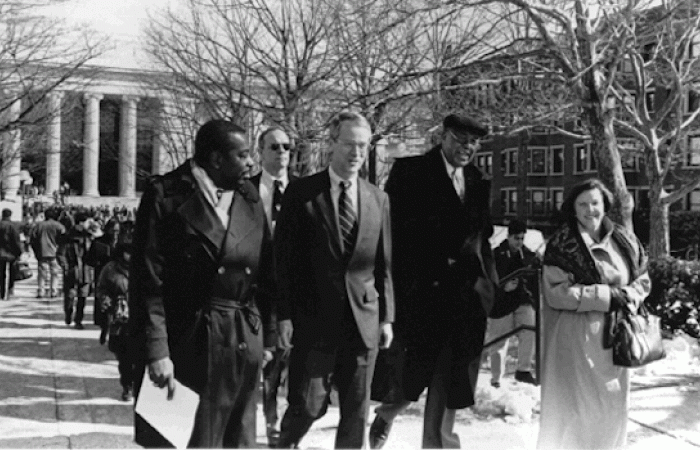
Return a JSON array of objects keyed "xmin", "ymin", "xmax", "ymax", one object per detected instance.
[
  {"xmin": 441, "ymin": 150, "xmax": 464, "ymax": 200},
  {"xmin": 191, "ymin": 160, "xmax": 234, "ymax": 227}
]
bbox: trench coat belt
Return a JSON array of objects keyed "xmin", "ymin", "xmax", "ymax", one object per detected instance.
[{"xmin": 206, "ymin": 296, "xmax": 261, "ymax": 335}]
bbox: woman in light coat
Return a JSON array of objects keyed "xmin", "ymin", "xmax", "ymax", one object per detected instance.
[{"xmin": 537, "ymin": 179, "xmax": 651, "ymax": 450}]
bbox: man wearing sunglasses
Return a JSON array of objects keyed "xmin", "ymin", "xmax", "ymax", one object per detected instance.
[
  {"xmin": 370, "ymin": 114, "xmax": 495, "ymax": 448},
  {"xmin": 250, "ymin": 126, "xmax": 297, "ymax": 446}
]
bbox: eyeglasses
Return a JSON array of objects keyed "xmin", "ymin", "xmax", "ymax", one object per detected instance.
[
  {"xmin": 448, "ymin": 130, "xmax": 479, "ymax": 147},
  {"xmin": 270, "ymin": 143, "xmax": 292, "ymax": 151}
]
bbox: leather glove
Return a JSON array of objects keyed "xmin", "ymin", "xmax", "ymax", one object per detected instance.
[{"xmin": 609, "ymin": 287, "xmax": 630, "ymax": 312}]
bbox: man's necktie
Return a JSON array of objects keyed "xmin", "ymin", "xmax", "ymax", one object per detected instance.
[
  {"xmin": 272, "ymin": 180, "xmax": 283, "ymax": 224},
  {"xmin": 452, "ymin": 168, "xmax": 464, "ymax": 201},
  {"xmin": 338, "ymin": 181, "xmax": 357, "ymax": 256}
]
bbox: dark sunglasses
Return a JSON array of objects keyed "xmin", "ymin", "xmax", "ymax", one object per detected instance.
[{"xmin": 270, "ymin": 143, "xmax": 292, "ymax": 151}]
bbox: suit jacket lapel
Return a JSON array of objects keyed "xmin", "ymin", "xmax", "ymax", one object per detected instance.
[
  {"xmin": 177, "ymin": 189, "xmax": 225, "ymax": 259},
  {"xmin": 347, "ymin": 178, "xmax": 375, "ymax": 264},
  {"xmin": 225, "ymin": 191, "xmax": 262, "ymax": 250}
]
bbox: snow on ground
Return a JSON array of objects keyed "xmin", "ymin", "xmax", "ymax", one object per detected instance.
[{"xmin": 470, "ymin": 333, "xmax": 700, "ymax": 425}]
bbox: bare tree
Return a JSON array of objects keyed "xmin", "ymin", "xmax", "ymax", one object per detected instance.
[
  {"xmin": 144, "ymin": 0, "xmax": 338, "ymax": 174},
  {"xmin": 438, "ymin": 0, "xmax": 700, "ymax": 258}
]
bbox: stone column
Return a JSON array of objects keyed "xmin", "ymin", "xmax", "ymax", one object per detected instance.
[
  {"xmin": 151, "ymin": 102, "xmax": 167, "ymax": 175},
  {"xmin": 46, "ymin": 91, "xmax": 64, "ymax": 196},
  {"xmin": 2, "ymin": 99, "xmax": 22, "ymax": 201},
  {"xmin": 82, "ymin": 93, "xmax": 103, "ymax": 196},
  {"xmin": 119, "ymin": 95, "xmax": 138, "ymax": 197}
]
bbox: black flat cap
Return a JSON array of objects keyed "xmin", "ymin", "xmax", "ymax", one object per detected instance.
[{"xmin": 443, "ymin": 114, "xmax": 488, "ymax": 137}]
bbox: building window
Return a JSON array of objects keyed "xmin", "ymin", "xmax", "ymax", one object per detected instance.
[
  {"xmin": 687, "ymin": 135, "xmax": 700, "ymax": 167},
  {"xmin": 501, "ymin": 188, "xmax": 517, "ymax": 215},
  {"xmin": 618, "ymin": 138, "xmax": 641, "ymax": 171},
  {"xmin": 688, "ymin": 91, "xmax": 700, "ymax": 114},
  {"xmin": 528, "ymin": 147, "xmax": 547, "ymax": 175},
  {"xmin": 689, "ymin": 190, "xmax": 700, "ymax": 211},
  {"xmin": 550, "ymin": 188, "xmax": 564, "ymax": 212},
  {"xmin": 527, "ymin": 188, "xmax": 547, "ymax": 216},
  {"xmin": 501, "ymin": 148, "xmax": 518, "ymax": 176},
  {"xmin": 475, "ymin": 153, "xmax": 492, "ymax": 175},
  {"xmin": 550, "ymin": 146, "xmax": 564, "ymax": 175},
  {"xmin": 574, "ymin": 143, "xmax": 596, "ymax": 173}
]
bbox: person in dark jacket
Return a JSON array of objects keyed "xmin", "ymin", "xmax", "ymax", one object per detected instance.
[
  {"xmin": 85, "ymin": 218, "xmax": 121, "ymax": 342},
  {"xmin": 0, "ymin": 209, "xmax": 22, "ymax": 300},
  {"xmin": 369, "ymin": 114, "xmax": 495, "ymax": 449},
  {"xmin": 59, "ymin": 212, "xmax": 101, "ymax": 329},
  {"xmin": 97, "ymin": 242, "xmax": 134, "ymax": 401},
  {"xmin": 487, "ymin": 219, "xmax": 540, "ymax": 388},
  {"xmin": 129, "ymin": 119, "xmax": 273, "ymax": 448}
]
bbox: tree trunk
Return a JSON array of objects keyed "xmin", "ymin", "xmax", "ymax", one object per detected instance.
[
  {"xmin": 587, "ymin": 111, "xmax": 634, "ymax": 231},
  {"xmin": 648, "ymin": 200, "xmax": 670, "ymax": 258}
]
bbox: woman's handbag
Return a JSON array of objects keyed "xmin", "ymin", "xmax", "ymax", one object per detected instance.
[
  {"xmin": 611, "ymin": 302, "xmax": 666, "ymax": 367},
  {"xmin": 12, "ymin": 260, "xmax": 32, "ymax": 281}
]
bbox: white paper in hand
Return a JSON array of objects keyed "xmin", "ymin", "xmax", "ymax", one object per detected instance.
[{"xmin": 135, "ymin": 372, "xmax": 200, "ymax": 449}]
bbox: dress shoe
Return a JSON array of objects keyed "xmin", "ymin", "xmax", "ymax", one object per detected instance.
[
  {"xmin": 121, "ymin": 387, "xmax": 133, "ymax": 402},
  {"xmin": 369, "ymin": 415, "xmax": 393, "ymax": 449},
  {"xmin": 491, "ymin": 380, "xmax": 501, "ymax": 388},
  {"xmin": 515, "ymin": 370, "xmax": 537, "ymax": 385},
  {"xmin": 74, "ymin": 322, "xmax": 84, "ymax": 330},
  {"xmin": 65, "ymin": 315, "xmax": 71, "ymax": 325},
  {"xmin": 99, "ymin": 329, "xmax": 107, "ymax": 345}
]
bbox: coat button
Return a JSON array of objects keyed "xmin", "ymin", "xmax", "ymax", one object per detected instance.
[
  {"xmin": 244, "ymin": 267, "xmax": 251, "ymax": 275},
  {"xmin": 218, "ymin": 266, "xmax": 225, "ymax": 275},
  {"xmin": 238, "ymin": 342, "xmax": 247, "ymax": 350}
]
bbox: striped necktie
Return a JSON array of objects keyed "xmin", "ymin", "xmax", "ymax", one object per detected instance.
[{"xmin": 338, "ymin": 180, "xmax": 357, "ymax": 257}]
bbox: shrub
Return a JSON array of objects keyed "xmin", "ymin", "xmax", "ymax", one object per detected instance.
[{"xmin": 647, "ymin": 256, "xmax": 700, "ymax": 339}]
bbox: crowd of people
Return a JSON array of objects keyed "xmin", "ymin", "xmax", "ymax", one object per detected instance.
[{"xmin": 0, "ymin": 110, "xmax": 651, "ymax": 450}]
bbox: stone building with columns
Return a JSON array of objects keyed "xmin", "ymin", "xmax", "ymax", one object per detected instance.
[{"xmin": 0, "ymin": 65, "xmax": 194, "ymax": 204}]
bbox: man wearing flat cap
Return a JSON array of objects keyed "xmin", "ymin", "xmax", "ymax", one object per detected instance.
[{"xmin": 369, "ymin": 114, "xmax": 496, "ymax": 448}]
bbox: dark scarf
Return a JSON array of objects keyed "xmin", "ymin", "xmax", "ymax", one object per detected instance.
[{"xmin": 543, "ymin": 216, "xmax": 647, "ymax": 285}]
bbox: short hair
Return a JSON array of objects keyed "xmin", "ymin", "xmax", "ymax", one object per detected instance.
[
  {"xmin": 508, "ymin": 219, "xmax": 527, "ymax": 236},
  {"xmin": 328, "ymin": 111, "xmax": 371, "ymax": 141},
  {"xmin": 560, "ymin": 178, "xmax": 614, "ymax": 226},
  {"xmin": 193, "ymin": 119, "xmax": 246, "ymax": 165},
  {"xmin": 1, "ymin": 209, "xmax": 11, "ymax": 219},
  {"xmin": 257, "ymin": 126, "xmax": 288, "ymax": 150}
]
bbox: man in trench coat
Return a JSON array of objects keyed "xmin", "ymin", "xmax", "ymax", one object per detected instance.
[{"xmin": 129, "ymin": 119, "xmax": 272, "ymax": 448}]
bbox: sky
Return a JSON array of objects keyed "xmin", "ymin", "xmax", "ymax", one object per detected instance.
[{"xmin": 39, "ymin": 0, "xmax": 176, "ymax": 70}]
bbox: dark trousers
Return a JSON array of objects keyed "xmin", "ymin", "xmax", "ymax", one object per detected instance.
[
  {"xmin": 64, "ymin": 296, "xmax": 86, "ymax": 325},
  {"xmin": 263, "ymin": 348, "xmax": 289, "ymax": 427},
  {"xmin": 279, "ymin": 320, "xmax": 378, "ymax": 449},
  {"xmin": 110, "ymin": 336, "xmax": 134, "ymax": 389},
  {"xmin": 0, "ymin": 259, "xmax": 16, "ymax": 299}
]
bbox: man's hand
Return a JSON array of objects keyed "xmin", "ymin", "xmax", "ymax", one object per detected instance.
[
  {"xmin": 379, "ymin": 323, "xmax": 393, "ymax": 350},
  {"xmin": 278, "ymin": 319, "xmax": 294, "ymax": 352},
  {"xmin": 148, "ymin": 357, "xmax": 175, "ymax": 400},
  {"xmin": 504, "ymin": 278, "xmax": 519, "ymax": 292}
]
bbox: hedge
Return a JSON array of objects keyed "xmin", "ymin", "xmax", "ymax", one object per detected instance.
[{"xmin": 647, "ymin": 256, "xmax": 700, "ymax": 339}]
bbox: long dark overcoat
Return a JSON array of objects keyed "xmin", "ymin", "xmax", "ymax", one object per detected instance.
[{"xmin": 381, "ymin": 145, "xmax": 495, "ymax": 409}]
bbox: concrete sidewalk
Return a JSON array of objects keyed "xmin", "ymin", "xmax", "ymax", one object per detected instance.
[{"xmin": 0, "ymin": 258, "xmax": 699, "ymax": 449}]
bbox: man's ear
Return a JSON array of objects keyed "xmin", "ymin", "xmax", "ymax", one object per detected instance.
[{"xmin": 208, "ymin": 150, "xmax": 221, "ymax": 170}]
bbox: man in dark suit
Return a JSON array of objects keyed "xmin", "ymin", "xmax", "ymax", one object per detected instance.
[
  {"xmin": 275, "ymin": 111, "xmax": 394, "ymax": 449},
  {"xmin": 129, "ymin": 119, "xmax": 271, "ymax": 448},
  {"xmin": 369, "ymin": 114, "xmax": 494, "ymax": 449},
  {"xmin": 250, "ymin": 126, "xmax": 297, "ymax": 446},
  {"xmin": 0, "ymin": 208, "xmax": 22, "ymax": 300}
]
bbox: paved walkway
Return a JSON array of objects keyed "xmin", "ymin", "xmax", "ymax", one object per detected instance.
[{"xmin": 0, "ymin": 256, "xmax": 699, "ymax": 449}]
